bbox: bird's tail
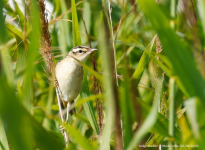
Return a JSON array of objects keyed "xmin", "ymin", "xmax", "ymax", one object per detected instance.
[
  {"xmin": 69, "ymin": 101, "xmax": 76, "ymax": 115},
  {"xmin": 62, "ymin": 100, "xmax": 76, "ymax": 116}
]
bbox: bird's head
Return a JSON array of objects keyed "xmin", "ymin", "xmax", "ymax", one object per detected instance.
[{"xmin": 68, "ymin": 46, "xmax": 97, "ymax": 62}]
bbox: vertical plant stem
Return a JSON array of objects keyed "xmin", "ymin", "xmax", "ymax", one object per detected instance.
[
  {"xmin": 106, "ymin": 1, "xmax": 122, "ymax": 148},
  {"xmin": 100, "ymin": 5, "xmax": 123, "ymax": 149},
  {"xmin": 155, "ymin": 36, "xmax": 163, "ymax": 114},
  {"xmin": 154, "ymin": 3, "xmax": 164, "ymax": 150},
  {"xmin": 101, "ymin": 1, "xmax": 122, "ymax": 148},
  {"xmin": 38, "ymin": 0, "xmax": 69, "ymax": 146},
  {"xmin": 169, "ymin": 1, "xmax": 177, "ymax": 149},
  {"xmin": 42, "ymin": 79, "xmax": 54, "ymax": 130},
  {"xmin": 108, "ymin": 0, "xmax": 118, "ymax": 86},
  {"xmin": 170, "ymin": 0, "xmax": 177, "ymax": 29},
  {"xmin": 168, "ymin": 78, "xmax": 176, "ymax": 150}
]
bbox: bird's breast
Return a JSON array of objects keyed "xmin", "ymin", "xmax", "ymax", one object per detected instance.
[{"xmin": 55, "ymin": 61, "xmax": 83, "ymax": 102}]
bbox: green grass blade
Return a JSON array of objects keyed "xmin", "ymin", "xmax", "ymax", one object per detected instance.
[
  {"xmin": 144, "ymin": 50, "xmax": 171, "ymax": 76},
  {"xmin": 0, "ymin": 120, "xmax": 9, "ymax": 150},
  {"xmin": 97, "ymin": 14, "xmax": 115, "ymax": 150},
  {"xmin": 197, "ymin": 0, "xmax": 205, "ymax": 46},
  {"xmin": 120, "ymin": 64, "xmax": 135, "ymax": 148},
  {"xmin": 169, "ymin": 78, "xmax": 176, "ymax": 149},
  {"xmin": 0, "ymin": 0, "xmax": 6, "ymax": 43},
  {"xmin": 42, "ymin": 80, "xmax": 54, "ymax": 130},
  {"xmin": 73, "ymin": 94, "xmax": 104, "ymax": 109},
  {"xmin": 58, "ymin": 0, "xmax": 71, "ymax": 53},
  {"xmin": 72, "ymin": 0, "xmax": 81, "ymax": 46},
  {"xmin": 74, "ymin": 113, "xmax": 91, "ymax": 127},
  {"xmin": 63, "ymin": 122, "xmax": 95, "ymax": 150},
  {"xmin": 184, "ymin": 97, "xmax": 200, "ymax": 138},
  {"xmin": 138, "ymin": 0, "xmax": 205, "ymax": 104},
  {"xmin": 139, "ymin": 98, "xmax": 181, "ymax": 143},
  {"xmin": 51, "ymin": 94, "xmax": 104, "ymax": 111},
  {"xmin": 0, "ymin": 77, "xmax": 65, "ymax": 150},
  {"xmin": 81, "ymin": 71, "xmax": 100, "ymax": 135},
  {"xmin": 6, "ymin": 24, "xmax": 23, "ymax": 39},
  {"xmin": 22, "ymin": 0, "xmax": 41, "ymax": 112},
  {"xmin": 72, "ymin": 57, "xmax": 103, "ymax": 82},
  {"xmin": 127, "ymin": 75, "xmax": 163, "ymax": 150},
  {"xmin": 14, "ymin": 1, "xmax": 24, "ymax": 27},
  {"xmin": 0, "ymin": 1, "xmax": 14, "ymax": 85},
  {"xmin": 131, "ymin": 34, "xmax": 157, "ymax": 84}
]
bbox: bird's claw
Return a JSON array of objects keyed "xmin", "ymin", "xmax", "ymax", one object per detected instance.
[{"xmin": 60, "ymin": 125, "xmax": 66, "ymax": 131}]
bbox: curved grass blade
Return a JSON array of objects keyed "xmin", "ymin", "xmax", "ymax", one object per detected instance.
[
  {"xmin": 0, "ymin": 77, "xmax": 65, "ymax": 150},
  {"xmin": 138, "ymin": 0, "xmax": 205, "ymax": 104},
  {"xmin": 62, "ymin": 122, "xmax": 95, "ymax": 150},
  {"xmin": 81, "ymin": 71, "xmax": 100, "ymax": 135},
  {"xmin": 72, "ymin": 0, "xmax": 81, "ymax": 46},
  {"xmin": 72, "ymin": 57, "xmax": 103, "ymax": 82},
  {"xmin": 131, "ymin": 34, "xmax": 157, "ymax": 84},
  {"xmin": 0, "ymin": 121, "xmax": 9, "ymax": 150},
  {"xmin": 127, "ymin": 74, "xmax": 163, "ymax": 150},
  {"xmin": 0, "ymin": 0, "xmax": 6, "ymax": 43}
]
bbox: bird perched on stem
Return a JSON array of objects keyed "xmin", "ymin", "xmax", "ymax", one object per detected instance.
[{"xmin": 55, "ymin": 46, "xmax": 97, "ymax": 121}]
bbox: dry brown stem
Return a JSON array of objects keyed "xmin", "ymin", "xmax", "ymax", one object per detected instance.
[
  {"xmin": 38, "ymin": 0, "xmax": 54, "ymax": 73},
  {"xmin": 108, "ymin": 0, "xmax": 119, "ymax": 86},
  {"xmin": 37, "ymin": 0, "xmax": 69, "ymax": 146},
  {"xmin": 182, "ymin": 0, "xmax": 197, "ymax": 26}
]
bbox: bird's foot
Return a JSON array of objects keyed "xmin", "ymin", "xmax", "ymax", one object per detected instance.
[
  {"xmin": 65, "ymin": 102, "xmax": 70, "ymax": 122},
  {"xmin": 60, "ymin": 125, "xmax": 66, "ymax": 131}
]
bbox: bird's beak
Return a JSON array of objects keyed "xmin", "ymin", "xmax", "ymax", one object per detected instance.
[{"xmin": 89, "ymin": 48, "xmax": 97, "ymax": 52}]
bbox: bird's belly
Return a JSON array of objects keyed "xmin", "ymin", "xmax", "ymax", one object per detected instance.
[
  {"xmin": 56, "ymin": 64, "xmax": 83, "ymax": 102},
  {"xmin": 60, "ymin": 75, "xmax": 82, "ymax": 102}
]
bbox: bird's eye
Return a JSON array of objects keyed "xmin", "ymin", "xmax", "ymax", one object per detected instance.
[{"xmin": 79, "ymin": 50, "xmax": 83, "ymax": 53}]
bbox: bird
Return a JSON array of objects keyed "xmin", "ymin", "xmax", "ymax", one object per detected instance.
[{"xmin": 55, "ymin": 46, "xmax": 97, "ymax": 121}]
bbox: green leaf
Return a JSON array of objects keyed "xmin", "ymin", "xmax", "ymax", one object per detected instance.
[
  {"xmin": 14, "ymin": 1, "xmax": 25, "ymax": 27},
  {"xmin": 22, "ymin": 0, "xmax": 40, "ymax": 112},
  {"xmin": 0, "ymin": 120, "xmax": 9, "ymax": 150},
  {"xmin": 127, "ymin": 74, "xmax": 163, "ymax": 149},
  {"xmin": 143, "ymin": 50, "xmax": 171, "ymax": 76},
  {"xmin": 51, "ymin": 94, "xmax": 104, "ymax": 110},
  {"xmin": 139, "ymin": 98, "xmax": 181, "ymax": 143},
  {"xmin": 197, "ymin": 0, "xmax": 205, "ymax": 43},
  {"xmin": 138, "ymin": 0, "xmax": 205, "ymax": 104},
  {"xmin": 131, "ymin": 34, "xmax": 157, "ymax": 84},
  {"xmin": 72, "ymin": 0, "xmax": 82, "ymax": 46},
  {"xmin": 0, "ymin": 0, "xmax": 6, "ymax": 43},
  {"xmin": 184, "ymin": 97, "xmax": 200, "ymax": 138},
  {"xmin": 74, "ymin": 113, "xmax": 91, "ymax": 127},
  {"xmin": 63, "ymin": 122, "xmax": 95, "ymax": 150},
  {"xmin": 73, "ymin": 94, "xmax": 104, "ymax": 109},
  {"xmin": 96, "ymin": 14, "xmax": 115, "ymax": 150},
  {"xmin": 6, "ymin": 24, "xmax": 23, "ymax": 39},
  {"xmin": 81, "ymin": 71, "xmax": 100, "ymax": 135},
  {"xmin": 73, "ymin": 57, "xmax": 103, "ymax": 82},
  {"xmin": 0, "ymin": 77, "xmax": 65, "ymax": 150},
  {"xmin": 120, "ymin": 64, "xmax": 135, "ymax": 148}
]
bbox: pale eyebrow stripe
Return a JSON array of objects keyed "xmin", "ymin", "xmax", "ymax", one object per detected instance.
[{"xmin": 72, "ymin": 48, "xmax": 80, "ymax": 52}]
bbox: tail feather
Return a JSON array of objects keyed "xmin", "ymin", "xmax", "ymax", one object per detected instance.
[{"xmin": 61, "ymin": 100, "xmax": 76, "ymax": 116}]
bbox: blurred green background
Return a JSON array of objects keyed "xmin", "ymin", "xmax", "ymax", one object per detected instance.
[{"xmin": 0, "ymin": 0, "xmax": 205, "ymax": 149}]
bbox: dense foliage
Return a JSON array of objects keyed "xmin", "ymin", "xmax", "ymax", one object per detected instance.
[{"xmin": 0, "ymin": 0, "xmax": 205, "ymax": 149}]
